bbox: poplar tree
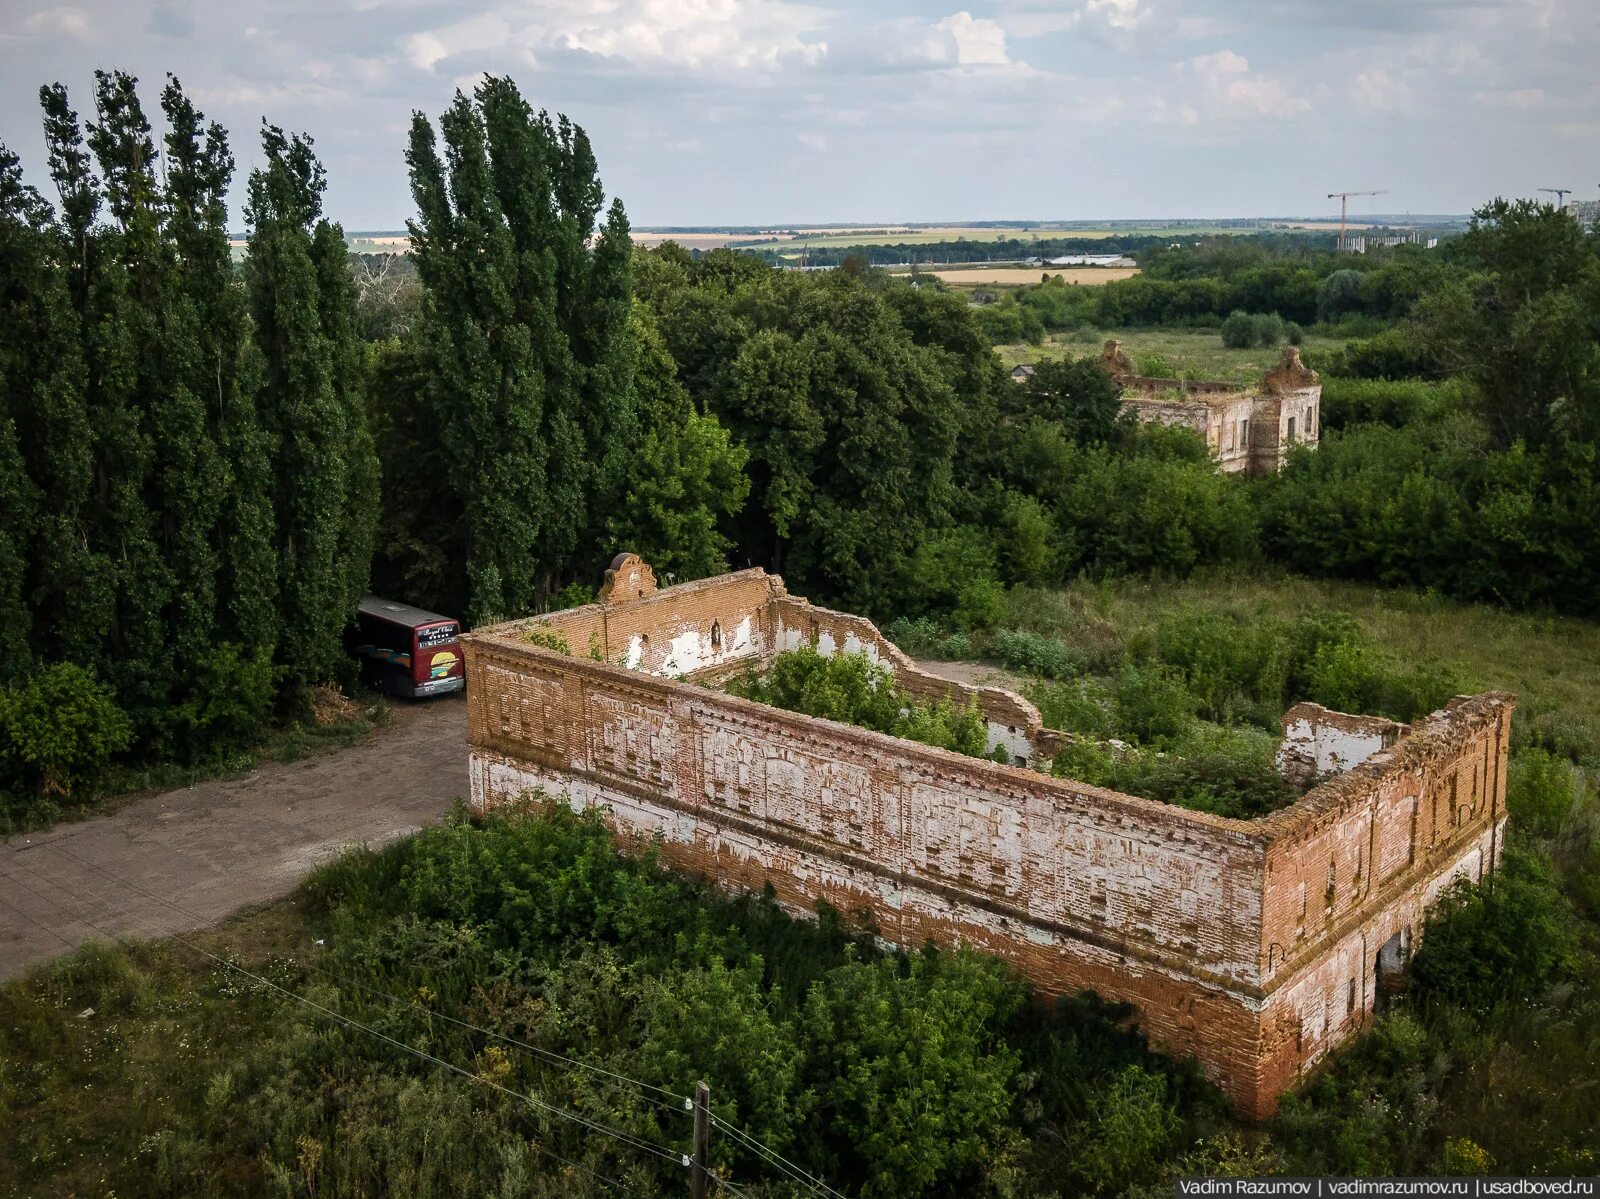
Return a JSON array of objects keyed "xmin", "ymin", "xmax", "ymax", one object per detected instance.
[
  {"xmin": 0, "ymin": 143, "xmax": 98, "ymax": 666},
  {"xmin": 160, "ymin": 78, "xmax": 278, "ymax": 656},
  {"xmin": 406, "ymin": 76, "xmax": 639, "ymax": 621},
  {"xmin": 246, "ymin": 125, "xmax": 375, "ymax": 687},
  {"xmin": 41, "ymin": 79, "xmax": 174, "ymax": 718},
  {"xmin": 87, "ymin": 70, "xmax": 225, "ymax": 683},
  {"xmin": 407, "ymin": 90, "xmax": 547, "ymax": 623}
]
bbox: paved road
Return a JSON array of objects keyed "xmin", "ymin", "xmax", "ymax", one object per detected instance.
[{"xmin": 0, "ymin": 696, "xmax": 468, "ymax": 983}]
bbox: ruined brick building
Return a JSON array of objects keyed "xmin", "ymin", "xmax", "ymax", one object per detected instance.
[
  {"xmin": 1099, "ymin": 339, "xmax": 1321, "ymax": 474},
  {"xmin": 464, "ymin": 555, "xmax": 1513, "ymax": 1119}
]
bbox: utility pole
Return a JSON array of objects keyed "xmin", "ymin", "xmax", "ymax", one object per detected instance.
[
  {"xmin": 690, "ymin": 1081, "xmax": 711, "ymax": 1199},
  {"xmin": 1538, "ymin": 187, "xmax": 1571, "ymax": 209},
  {"xmin": 1326, "ymin": 189, "xmax": 1387, "ymax": 252}
]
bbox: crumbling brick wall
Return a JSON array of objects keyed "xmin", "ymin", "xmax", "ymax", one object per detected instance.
[
  {"xmin": 1100, "ymin": 341, "xmax": 1320, "ymax": 475},
  {"xmin": 464, "ymin": 561, "xmax": 1513, "ymax": 1119}
]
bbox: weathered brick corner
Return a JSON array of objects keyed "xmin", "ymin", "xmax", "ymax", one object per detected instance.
[{"xmin": 463, "ymin": 562, "xmax": 1514, "ymax": 1119}]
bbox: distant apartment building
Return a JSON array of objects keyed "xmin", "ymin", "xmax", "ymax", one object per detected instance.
[{"xmin": 1566, "ymin": 199, "xmax": 1600, "ymax": 228}]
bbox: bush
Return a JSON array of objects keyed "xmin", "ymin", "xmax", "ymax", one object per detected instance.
[
  {"xmin": 168, "ymin": 644, "xmax": 281, "ymax": 762},
  {"xmin": 731, "ymin": 647, "xmax": 991, "ymax": 759},
  {"xmin": 1506, "ymin": 749, "xmax": 1579, "ymax": 839},
  {"xmin": 1220, "ymin": 310, "xmax": 1257, "ymax": 349},
  {"xmin": 0, "ymin": 663, "xmax": 132, "ymax": 802},
  {"xmin": 801, "ymin": 950, "xmax": 1023, "ymax": 1199},
  {"xmin": 1409, "ymin": 849, "xmax": 1579, "ymax": 1012},
  {"xmin": 1112, "ymin": 662, "xmax": 1197, "ymax": 747},
  {"xmin": 1318, "ymin": 377, "xmax": 1465, "ymax": 432},
  {"xmin": 989, "ymin": 628, "xmax": 1083, "ymax": 680},
  {"xmin": 1220, "ymin": 310, "xmax": 1286, "ymax": 349}
]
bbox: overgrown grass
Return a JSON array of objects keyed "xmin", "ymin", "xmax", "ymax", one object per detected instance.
[
  {"xmin": 993, "ymin": 327, "xmax": 1344, "ymax": 381},
  {"xmin": 0, "ymin": 802, "xmax": 1230, "ymax": 1198},
  {"xmin": 4, "ymin": 785, "xmax": 1594, "ymax": 1195}
]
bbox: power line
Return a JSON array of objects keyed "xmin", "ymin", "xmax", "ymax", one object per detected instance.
[
  {"xmin": 14, "ymin": 844, "xmax": 852, "ymax": 1198},
  {"xmin": 4, "ymin": 855, "xmax": 674, "ymax": 1188},
  {"xmin": 709, "ymin": 1115, "xmax": 847, "ymax": 1199},
  {"xmin": 35, "ymin": 839, "xmax": 693, "ymax": 1119}
]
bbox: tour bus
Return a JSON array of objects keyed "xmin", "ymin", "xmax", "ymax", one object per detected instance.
[{"xmin": 347, "ymin": 596, "xmax": 466, "ymax": 698}]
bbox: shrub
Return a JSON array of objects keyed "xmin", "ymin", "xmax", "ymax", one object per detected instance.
[
  {"xmin": 169, "ymin": 643, "xmax": 281, "ymax": 762},
  {"xmin": 1409, "ymin": 849, "xmax": 1579, "ymax": 1012},
  {"xmin": 1027, "ymin": 679, "xmax": 1113, "ymax": 739},
  {"xmin": 989, "ymin": 628, "xmax": 1083, "ymax": 680},
  {"xmin": 800, "ymin": 950, "xmax": 1023, "ymax": 1199},
  {"xmin": 0, "ymin": 663, "xmax": 132, "ymax": 801},
  {"xmin": 1112, "ymin": 662, "xmax": 1196, "ymax": 747},
  {"xmin": 1220, "ymin": 310, "xmax": 1286, "ymax": 349},
  {"xmin": 1318, "ymin": 377, "xmax": 1464, "ymax": 432},
  {"xmin": 732, "ymin": 647, "xmax": 992, "ymax": 759},
  {"xmin": 1506, "ymin": 749, "xmax": 1579, "ymax": 839},
  {"xmin": 1300, "ymin": 638, "xmax": 1462, "ymax": 723},
  {"xmin": 1220, "ymin": 311, "xmax": 1256, "ymax": 348}
]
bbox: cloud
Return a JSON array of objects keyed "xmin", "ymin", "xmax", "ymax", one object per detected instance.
[
  {"xmin": 1183, "ymin": 49, "xmax": 1311, "ymax": 118},
  {"xmin": 146, "ymin": 3, "xmax": 195, "ymax": 38},
  {"xmin": 998, "ymin": 0, "xmax": 1146, "ymax": 42},
  {"xmin": 934, "ymin": 11, "xmax": 1010, "ymax": 65},
  {"xmin": 400, "ymin": 0, "xmax": 827, "ymax": 76},
  {"xmin": 1351, "ymin": 66, "xmax": 1412, "ymax": 110},
  {"xmin": 22, "ymin": 7, "xmax": 91, "ymax": 38}
]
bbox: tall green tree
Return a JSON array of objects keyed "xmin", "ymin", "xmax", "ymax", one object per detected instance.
[
  {"xmin": 159, "ymin": 77, "xmax": 278, "ymax": 656},
  {"xmin": 406, "ymin": 89, "xmax": 546, "ymax": 623},
  {"xmin": 1414, "ymin": 198, "xmax": 1600, "ymax": 448},
  {"xmin": 87, "ymin": 71, "xmax": 226, "ymax": 682},
  {"xmin": 0, "ymin": 142, "xmax": 96, "ymax": 668},
  {"xmin": 41, "ymin": 77, "xmax": 174, "ymax": 721},
  {"xmin": 246, "ymin": 124, "xmax": 376, "ymax": 688},
  {"xmin": 406, "ymin": 76, "xmax": 641, "ymax": 621}
]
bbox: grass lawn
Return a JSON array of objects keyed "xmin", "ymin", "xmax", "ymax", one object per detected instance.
[
  {"xmin": 1034, "ymin": 568, "xmax": 1600, "ymax": 750},
  {"xmin": 993, "ymin": 327, "xmax": 1345, "ymax": 383}
]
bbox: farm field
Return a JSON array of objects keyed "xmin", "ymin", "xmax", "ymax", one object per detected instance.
[
  {"xmin": 992, "ymin": 325, "xmax": 1343, "ymax": 381},
  {"xmin": 921, "ymin": 266, "xmax": 1140, "ymax": 286}
]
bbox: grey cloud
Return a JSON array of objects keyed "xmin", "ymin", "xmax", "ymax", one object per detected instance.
[{"xmin": 146, "ymin": 3, "xmax": 196, "ymax": 38}]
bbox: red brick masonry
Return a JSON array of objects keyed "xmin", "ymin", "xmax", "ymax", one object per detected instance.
[{"xmin": 464, "ymin": 558, "xmax": 1514, "ymax": 1118}]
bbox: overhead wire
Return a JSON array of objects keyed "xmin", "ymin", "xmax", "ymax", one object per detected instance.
[
  {"xmin": 10, "ymin": 842, "xmax": 852, "ymax": 1197},
  {"xmin": 709, "ymin": 1114, "xmax": 847, "ymax": 1199},
  {"xmin": 37, "ymin": 838, "xmax": 693, "ymax": 1119},
  {"xmin": 3, "ymin": 852, "xmax": 673, "ymax": 1189}
]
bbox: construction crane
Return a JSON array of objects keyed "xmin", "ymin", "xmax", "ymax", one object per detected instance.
[
  {"xmin": 1324, "ymin": 189, "xmax": 1388, "ymax": 249},
  {"xmin": 1326, "ymin": 189, "xmax": 1387, "ymax": 251},
  {"xmin": 1539, "ymin": 187, "xmax": 1571, "ymax": 209}
]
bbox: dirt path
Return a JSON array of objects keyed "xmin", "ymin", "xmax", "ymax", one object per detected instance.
[
  {"xmin": 912, "ymin": 657, "xmax": 1033, "ymax": 695},
  {"xmin": 0, "ymin": 696, "xmax": 468, "ymax": 983}
]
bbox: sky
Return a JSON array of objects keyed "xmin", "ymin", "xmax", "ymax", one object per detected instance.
[{"xmin": 0, "ymin": 0, "xmax": 1596, "ymax": 229}]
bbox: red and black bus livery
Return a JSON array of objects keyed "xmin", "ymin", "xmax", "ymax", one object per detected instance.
[{"xmin": 347, "ymin": 596, "xmax": 465, "ymax": 698}]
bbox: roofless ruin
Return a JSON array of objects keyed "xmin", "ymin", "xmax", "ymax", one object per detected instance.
[{"xmin": 463, "ymin": 555, "xmax": 1513, "ymax": 1118}]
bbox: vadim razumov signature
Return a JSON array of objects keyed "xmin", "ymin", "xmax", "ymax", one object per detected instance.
[{"xmin": 1176, "ymin": 1180, "xmax": 1599, "ymax": 1198}]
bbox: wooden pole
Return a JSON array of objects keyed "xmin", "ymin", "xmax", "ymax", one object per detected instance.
[{"xmin": 691, "ymin": 1081, "xmax": 710, "ymax": 1199}]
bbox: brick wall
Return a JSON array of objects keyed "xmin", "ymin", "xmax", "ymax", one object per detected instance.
[{"xmin": 464, "ymin": 561, "xmax": 1514, "ymax": 1119}]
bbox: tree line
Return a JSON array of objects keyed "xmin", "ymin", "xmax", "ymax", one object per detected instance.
[
  {"xmin": 5, "ymin": 69, "xmax": 1599, "ymax": 823},
  {"xmin": 1, "ymin": 71, "xmax": 375, "ymax": 801}
]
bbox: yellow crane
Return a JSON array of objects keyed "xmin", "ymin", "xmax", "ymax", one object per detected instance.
[{"xmin": 1326, "ymin": 189, "xmax": 1387, "ymax": 251}]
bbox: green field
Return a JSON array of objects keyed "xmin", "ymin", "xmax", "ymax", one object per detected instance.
[
  {"xmin": 993, "ymin": 327, "xmax": 1345, "ymax": 383},
  {"xmin": 1035, "ymin": 570, "xmax": 1600, "ymax": 745}
]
